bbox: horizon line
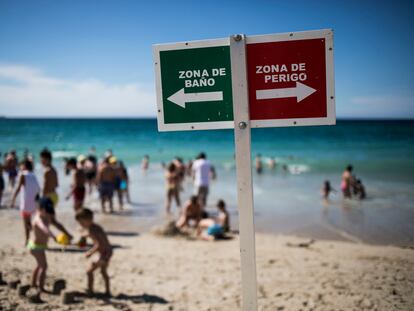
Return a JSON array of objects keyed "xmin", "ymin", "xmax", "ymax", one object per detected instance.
[{"xmin": 0, "ymin": 116, "xmax": 413, "ymax": 121}]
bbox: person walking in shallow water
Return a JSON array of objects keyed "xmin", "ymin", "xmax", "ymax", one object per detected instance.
[
  {"xmin": 165, "ymin": 162, "xmax": 181, "ymax": 214},
  {"xmin": 341, "ymin": 165, "xmax": 354, "ymax": 199}
]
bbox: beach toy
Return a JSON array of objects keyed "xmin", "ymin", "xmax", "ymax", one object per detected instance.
[{"xmin": 56, "ymin": 233, "xmax": 70, "ymax": 246}]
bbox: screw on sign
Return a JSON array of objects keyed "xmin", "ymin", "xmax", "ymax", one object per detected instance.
[{"xmin": 153, "ymin": 29, "xmax": 335, "ymax": 311}]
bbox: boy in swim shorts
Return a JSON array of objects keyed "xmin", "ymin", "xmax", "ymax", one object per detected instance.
[
  {"xmin": 75, "ymin": 208, "xmax": 112, "ymax": 296},
  {"xmin": 28, "ymin": 198, "xmax": 57, "ymax": 297}
]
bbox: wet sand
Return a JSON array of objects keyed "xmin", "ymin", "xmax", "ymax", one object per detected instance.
[{"xmin": 0, "ymin": 203, "xmax": 413, "ymax": 311}]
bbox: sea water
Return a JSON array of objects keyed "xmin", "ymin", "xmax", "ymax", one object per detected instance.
[{"xmin": 1, "ymin": 118, "xmax": 414, "ymax": 245}]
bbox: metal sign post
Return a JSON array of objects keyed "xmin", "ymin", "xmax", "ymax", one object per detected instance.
[{"xmin": 230, "ymin": 34, "xmax": 258, "ymax": 311}]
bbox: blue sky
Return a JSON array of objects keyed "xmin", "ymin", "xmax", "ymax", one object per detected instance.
[{"xmin": 0, "ymin": 0, "xmax": 413, "ymax": 118}]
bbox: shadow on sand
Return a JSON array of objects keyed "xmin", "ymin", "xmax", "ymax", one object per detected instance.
[
  {"xmin": 106, "ymin": 231, "xmax": 140, "ymax": 237},
  {"xmin": 65, "ymin": 291, "xmax": 168, "ymax": 310},
  {"xmin": 47, "ymin": 244, "xmax": 125, "ymax": 253}
]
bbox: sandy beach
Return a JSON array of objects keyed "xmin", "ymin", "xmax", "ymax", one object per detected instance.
[{"xmin": 0, "ymin": 203, "xmax": 413, "ymax": 311}]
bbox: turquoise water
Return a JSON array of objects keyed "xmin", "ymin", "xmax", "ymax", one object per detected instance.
[
  {"xmin": 1, "ymin": 118, "xmax": 414, "ymax": 179},
  {"xmin": 1, "ymin": 118, "xmax": 414, "ymax": 245}
]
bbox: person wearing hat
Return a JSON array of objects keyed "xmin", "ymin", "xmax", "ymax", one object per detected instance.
[{"xmin": 65, "ymin": 157, "xmax": 86, "ymax": 211}]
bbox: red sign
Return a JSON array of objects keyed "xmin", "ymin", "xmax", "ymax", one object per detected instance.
[{"xmin": 246, "ymin": 30, "xmax": 335, "ymax": 127}]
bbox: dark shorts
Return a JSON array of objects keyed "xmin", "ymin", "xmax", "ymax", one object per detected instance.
[
  {"xmin": 114, "ymin": 177, "xmax": 121, "ymax": 190},
  {"xmin": 0, "ymin": 177, "xmax": 4, "ymax": 191},
  {"xmin": 85, "ymin": 170, "xmax": 96, "ymax": 181},
  {"xmin": 99, "ymin": 182, "xmax": 114, "ymax": 199},
  {"xmin": 8, "ymin": 169, "xmax": 17, "ymax": 178},
  {"xmin": 197, "ymin": 186, "xmax": 209, "ymax": 206},
  {"xmin": 74, "ymin": 186, "xmax": 86, "ymax": 203}
]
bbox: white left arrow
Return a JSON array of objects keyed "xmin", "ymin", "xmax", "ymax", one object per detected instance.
[
  {"xmin": 256, "ymin": 82, "xmax": 316, "ymax": 103},
  {"xmin": 167, "ymin": 88, "xmax": 223, "ymax": 109}
]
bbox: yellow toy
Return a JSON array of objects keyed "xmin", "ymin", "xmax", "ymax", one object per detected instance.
[{"xmin": 56, "ymin": 233, "xmax": 70, "ymax": 246}]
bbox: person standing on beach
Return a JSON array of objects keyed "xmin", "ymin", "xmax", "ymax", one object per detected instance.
[
  {"xmin": 85, "ymin": 147, "xmax": 98, "ymax": 195},
  {"xmin": 10, "ymin": 160, "xmax": 40, "ymax": 246},
  {"xmin": 97, "ymin": 157, "xmax": 116, "ymax": 213},
  {"xmin": 341, "ymin": 165, "xmax": 354, "ymax": 199},
  {"xmin": 28, "ymin": 198, "xmax": 57, "ymax": 299},
  {"xmin": 75, "ymin": 208, "xmax": 112, "ymax": 296},
  {"xmin": 0, "ymin": 158, "xmax": 4, "ymax": 207},
  {"xmin": 119, "ymin": 161, "xmax": 131, "ymax": 204},
  {"xmin": 4, "ymin": 150, "xmax": 18, "ymax": 190},
  {"xmin": 165, "ymin": 162, "xmax": 181, "ymax": 214},
  {"xmin": 40, "ymin": 149, "xmax": 73, "ymax": 240},
  {"xmin": 65, "ymin": 158, "xmax": 86, "ymax": 211},
  {"xmin": 192, "ymin": 152, "xmax": 211, "ymax": 209},
  {"xmin": 110, "ymin": 157, "xmax": 124, "ymax": 210}
]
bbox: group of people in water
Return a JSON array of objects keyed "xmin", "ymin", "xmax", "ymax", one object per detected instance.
[{"xmin": 322, "ymin": 164, "xmax": 366, "ymax": 201}]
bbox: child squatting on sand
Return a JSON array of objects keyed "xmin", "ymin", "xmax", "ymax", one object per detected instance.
[
  {"xmin": 28, "ymin": 198, "xmax": 56, "ymax": 296},
  {"xmin": 75, "ymin": 208, "xmax": 112, "ymax": 296}
]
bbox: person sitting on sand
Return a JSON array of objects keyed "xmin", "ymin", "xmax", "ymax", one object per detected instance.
[
  {"xmin": 197, "ymin": 199, "xmax": 230, "ymax": 241},
  {"xmin": 10, "ymin": 160, "xmax": 40, "ymax": 246},
  {"xmin": 28, "ymin": 198, "xmax": 57, "ymax": 297},
  {"xmin": 97, "ymin": 157, "xmax": 116, "ymax": 213},
  {"xmin": 176, "ymin": 195, "xmax": 202, "ymax": 229},
  {"xmin": 321, "ymin": 180, "xmax": 336, "ymax": 201},
  {"xmin": 75, "ymin": 208, "xmax": 112, "ymax": 296},
  {"xmin": 65, "ymin": 157, "xmax": 86, "ymax": 211},
  {"xmin": 165, "ymin": 162, "xmax": 181, "ymax": 214},
  {"xmin": 341, "ymin": 165, "xmax": 354, "ymax": 199}
]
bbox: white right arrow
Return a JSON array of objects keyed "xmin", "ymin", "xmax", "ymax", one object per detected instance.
[{"xmin": 256, "ymin": 82, "xmax": 316, "ymax": 103}]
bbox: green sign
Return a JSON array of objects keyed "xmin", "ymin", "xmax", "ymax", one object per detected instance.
[{"xmin": 153, "ymin": 40, "xmax": 234, "ymax": 131}]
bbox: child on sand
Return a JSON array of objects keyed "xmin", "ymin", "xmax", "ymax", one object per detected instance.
[
  {"xmin": 28, "ymin": 198, "xmax": 57, "ymax": 296},
  {"xmin": 176, "ymin": 195, "xmax": 202, "ymax": 229},
  {"xmin": 197, "ymin": 199, "xmax": 230, "ymax": 241},
  {"xmin": 10, "ymin": 160, "xmax": 40, "ymax": 246},
  {"xmin": 75, "ymin": 208, "xmax": 112, "ymax": 296}
]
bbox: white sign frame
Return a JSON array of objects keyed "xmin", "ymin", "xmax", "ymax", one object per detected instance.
[
  {"xmin": 247, "ymin": 29, "xmax": 336, "ymax": 128},
  {"xmin": 153, "ymin": 37, "xmax": 234, "ymax": 132}
]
